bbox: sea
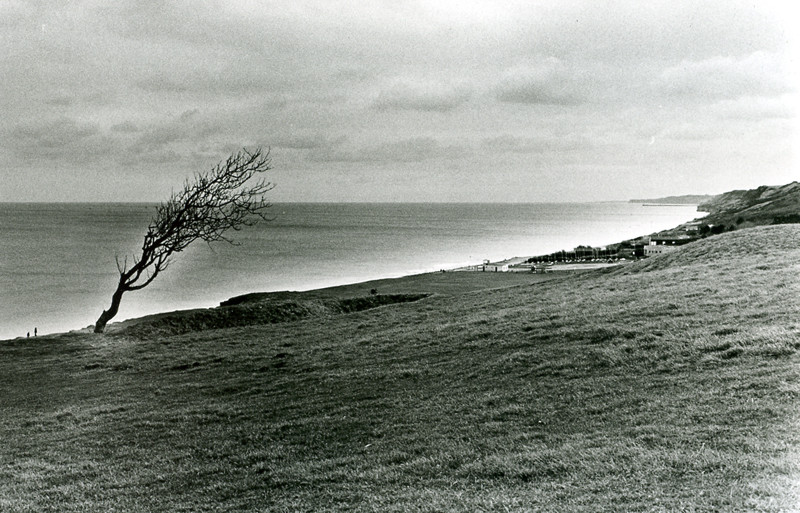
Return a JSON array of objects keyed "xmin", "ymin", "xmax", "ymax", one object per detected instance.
[{"xmin": 0, "ymin": 202, "xmax": 699, "ymax": 340}]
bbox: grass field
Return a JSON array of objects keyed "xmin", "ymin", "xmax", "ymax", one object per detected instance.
[{"xmin": 1, "ymin": 225, "xmax": 799, "ymax": 512}]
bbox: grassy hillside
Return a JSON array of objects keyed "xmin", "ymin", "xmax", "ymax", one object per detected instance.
[
  {"xmin": 697, "ymin": 181, "xmax": 800, "ymax": 228},
  {"xmin": 1, "ymin": 226, "xmax": 799, "ymax": 512}
]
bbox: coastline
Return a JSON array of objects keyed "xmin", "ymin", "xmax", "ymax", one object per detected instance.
[
  {"xmin": 0, "ymin": 202, "xmax": 700, "ymax": 340},
  {"xmin": 0, "ymin": 262, "xmax": 580, "ymax": 341},
  {"xmin": 9, "ymin": 269, "xmax": 564, "ymax": 341},
  {"xmin": 11, "ymin": 254, "xmax": 637, "ymax": 341}
]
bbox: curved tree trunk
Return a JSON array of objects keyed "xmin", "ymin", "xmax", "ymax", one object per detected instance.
[
  {"xmin": 94, "ymin": 286, "xmax": 125, "ymax": 333},
  {"xmin": 91, "ymin": 150, "xmax": 272, "ymax": 333}
]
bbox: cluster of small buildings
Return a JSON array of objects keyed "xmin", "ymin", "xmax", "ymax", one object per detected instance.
[
  {"xmin": 465, "ymin": 221, "xmax": 708, "ymax": 273},
  {"xmin": 642, "ymin": 221, "xmax": 703, "ymax": 256},
  {"xmin": 461, "ymin": 259, "xmax": 515, "ymax": 272},
  {"xmin": 642, "ymin": 234, "xmax": 696, "ymax": 256}
]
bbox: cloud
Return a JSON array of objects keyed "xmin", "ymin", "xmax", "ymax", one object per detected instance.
[
  {"xmin": 495, "ymin": 58, "xmax": 587, "ymax": 105},
  {"xmin": 372, "ymin": 79, "xmax": 472, "ymax": 112},
  {"xmin": 711, "ymin": 95, "xmax": 797, "ymax": 120},
  {"xmin": 0, "ymin": 1, "xmax": 795, "ymax": 202},
  {"xmin": 657, "ymin": 124, "xmax": 718, "ymax": 141},
  {"xmin": 130, "ymin": 110, "xmax": 219, "ymax": 152},
  {"xmin": 7, "ymin": 117, "xmax": 110, "ymax": 163},
  {"xmin": 135, "ymin": 77, "xmax": 190, "ymax": 94},
  {"xmin": 101, "ymin": 2, "xmax": 359, "ymax": 100},
  {"xmin": 4, "ymin": 111, "xmax": 226, "ymax": 169},
  {"xmin": 110, "ymin": 121, "xmax": 140, "ymax": 133},
  {"xmin": 270, "ymin": 134, "xmax": 339, "ymax": 150},
  {"xmin": 309, "ymin": 136, "xmax": 468, "ymax": 163},
  {"xmin": 126, "ymin": 148, "xmax": 184, "ymax": 165},
  {"xmin": 657, "ymin": 51, "xmax": 792, "ymax": 100},
  {"xmin": 481, "ymin": 133, "xmax": 591, "ymax": 153},
  {"xmin": 45, "ymin": 96, "xmax": 74, "ymax": 107},
  {"xmin": 134, "ymin": 67, "xmax": 294, "ymax": 98},
  {"xmin": 15, "ymin": 118, "xmax": 96, "ymax": 144}
]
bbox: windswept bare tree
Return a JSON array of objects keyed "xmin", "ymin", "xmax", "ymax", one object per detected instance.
[{"xmin": 94, "ymin": 148, "xmax": 274, "ymax": 333}]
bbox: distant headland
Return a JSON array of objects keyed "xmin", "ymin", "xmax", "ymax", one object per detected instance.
[{"xmin": 629, "ymin": 194, "xmax": 717, "ymax": 205}]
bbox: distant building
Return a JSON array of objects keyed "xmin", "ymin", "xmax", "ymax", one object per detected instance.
[
  {"xmin": 481, "ymin": 263, "xmax": 509, "ymax": 272},
  {"xmin": 644, "ymin": 235, "xmax": 696, "ymax": 256},
  {"xmin": 682, "ymin": 222, "xmax": 702, "ymax": 232},
  {"xmin": 644, "ymin": 244, "xmax": 677, "ymax": 256}
]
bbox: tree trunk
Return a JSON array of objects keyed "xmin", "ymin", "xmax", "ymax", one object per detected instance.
[{"xmin": 94, "ymin": 286, "xmax": 125, "ymax": 333}]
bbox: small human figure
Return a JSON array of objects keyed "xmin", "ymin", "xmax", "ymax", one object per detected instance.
[
  {"xmin": 34, "ymin": 327, "xmax": 37, "ymax": 337},
  {"xmin": 27, "ymin": 332, "xmax": 30, "ymax": 338}
]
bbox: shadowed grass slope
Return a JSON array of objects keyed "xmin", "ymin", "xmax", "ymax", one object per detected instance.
[
  {"xmin": 112, "ymin": 294, "xmax": 431, "ymax": 339},
  {"xmin": 1, "ymin": 225, "xmax": 798, "ymax": 512}
]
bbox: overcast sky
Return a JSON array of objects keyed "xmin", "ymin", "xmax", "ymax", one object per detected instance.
[{"xmin": 1, "ymin": 0, "xmax": 797, "ymax": 202}]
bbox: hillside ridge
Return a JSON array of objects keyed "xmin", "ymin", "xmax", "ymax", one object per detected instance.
[
  {"xmin": 613, "ymin": 223, "xmax": 800, "ymax": 275},
  {"xmin": 697, "ymin": 181, "xmax": 800, "ymax": 227}
]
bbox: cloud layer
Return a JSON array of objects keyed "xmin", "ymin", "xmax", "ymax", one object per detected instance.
[{"xmin": 0, "ymin": 0, "xmax": 796, "ymax": 202}]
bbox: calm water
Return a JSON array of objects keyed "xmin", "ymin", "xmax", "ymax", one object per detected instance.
[{"xmin": 0, "ymin": 202, "xmax": 699, "ymax": 339}]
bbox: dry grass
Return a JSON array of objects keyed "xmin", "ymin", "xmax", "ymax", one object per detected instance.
[{"xmin": 1, "ymin": 225, "xmax": 799, "ymax": 512}]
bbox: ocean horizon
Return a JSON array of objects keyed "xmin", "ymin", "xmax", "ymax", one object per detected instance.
[{"xmin": 1, "ymin": 202, "xmax": 699, "ymax": 340}]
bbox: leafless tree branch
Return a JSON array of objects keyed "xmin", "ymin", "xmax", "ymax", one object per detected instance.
[{"xmin": 94, "ymin": 147, "xmax": 274, "ymax": 333}]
